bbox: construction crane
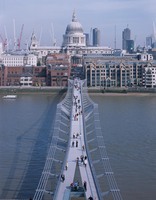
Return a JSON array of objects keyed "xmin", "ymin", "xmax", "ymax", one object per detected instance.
[
  {"xmin": 0, "ymin": 34, "xmax": 7, "ymax": 51},
  {"xmin": 50, "ymin": 22, "xmax": 56, "ymax": 46},
  {"xmin": 153, "ymin": 21, "xmax": 156, "ymax": 42},
  {"xmin": 17, "ymin": 24, "xmax": 24, "ymax": 50}
]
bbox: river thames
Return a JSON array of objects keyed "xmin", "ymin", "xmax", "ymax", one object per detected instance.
[{"xmin": 0, "ymin": 93, "xmax": 156, "ymax": 200}]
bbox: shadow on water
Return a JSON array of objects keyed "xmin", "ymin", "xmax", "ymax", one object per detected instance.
[{"xmin": 0, "ymin": 90, "xmax": 66, "ymax": 199}]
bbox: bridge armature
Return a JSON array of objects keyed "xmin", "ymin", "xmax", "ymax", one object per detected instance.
[{"xmin": 33, "ymin": 79, "xmax": 123, "ymax": 200}]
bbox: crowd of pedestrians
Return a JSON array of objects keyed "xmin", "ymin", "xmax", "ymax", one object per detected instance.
[{"xmin": 58, "ymin": 79, "xmax": 96, "ymax": 200}]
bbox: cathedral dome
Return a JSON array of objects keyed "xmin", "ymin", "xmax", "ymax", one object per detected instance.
[
  {"xmin": 62, "ymin": 11, "xmax": 86, "ymax": 47},
  {"xmin": 65, "ymin": 12, "xmax": 84, "ymax": 34}
]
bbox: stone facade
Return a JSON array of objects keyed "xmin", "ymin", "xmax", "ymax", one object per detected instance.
[{"xmin": 84, "ymin": 56, "xmax": 156, "ymax": 88}]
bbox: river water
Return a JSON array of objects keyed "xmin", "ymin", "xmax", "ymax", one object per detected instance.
[{"xmin": 0, "ymin": 93, "xmax": 156, "ymax": 200}]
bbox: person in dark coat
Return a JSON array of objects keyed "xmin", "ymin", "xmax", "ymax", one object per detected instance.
[
  {"xmin": 61, "ymin": 174, "xmax": 65, "ymax": 182},
  {"xmin": 84, "ymin": 181, "xmax": 87, "ymax": 191}
]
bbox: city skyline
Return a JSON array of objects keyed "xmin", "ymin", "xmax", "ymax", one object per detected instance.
[{"xmin": 0, "ymin": 0, "xmax": 156, "ymax": 49}]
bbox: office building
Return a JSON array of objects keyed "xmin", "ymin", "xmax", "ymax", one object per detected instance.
[
  {"xmin": 126, "ymin": 40, "xmax": 134, "ymax": 53},
  {"xmin": 122, "ymin": 27, "xmax": 131, "ymax": 50},
  {"xmin": 84, "ymin": 55, "xmax": 156, "ymax": 88},
  {"xmin": 93, "ymin": 28, "xmax": 100, "ymax": 47},
  {"xmin": 146, "ymin": 36, "xmax": 152, "ymax": 48},
  {"xmin": 84, "ymin": 33, "xmax": 90, "ymax": 46}
]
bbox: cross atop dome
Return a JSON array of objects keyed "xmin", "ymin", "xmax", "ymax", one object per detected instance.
[{"xmin": 72, "ymin": 10, "xmax": 77, "ymax": 22}]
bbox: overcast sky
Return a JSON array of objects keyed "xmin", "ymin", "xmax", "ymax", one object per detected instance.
[{"xmin": 0, "ymin": 0, "xmax": 156, "ymax": 48}]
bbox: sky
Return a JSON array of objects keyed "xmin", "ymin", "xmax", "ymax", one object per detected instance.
[{"xmin": 0, "ymin": 0, "xmax": 156, "ymax": 49}]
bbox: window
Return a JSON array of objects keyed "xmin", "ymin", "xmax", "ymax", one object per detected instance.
[{"xmin": 73, "ymin": 37, "xmax": 79, "ymax": 43}]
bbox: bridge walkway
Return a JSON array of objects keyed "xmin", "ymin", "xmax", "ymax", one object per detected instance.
[{"xmin": 54, "ymin": 79, "xmax": 98, "ymax": 200}]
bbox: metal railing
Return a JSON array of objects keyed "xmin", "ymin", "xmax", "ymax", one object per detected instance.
[
  {"xmin": 33, "ymin": 80, "xmax": 73, "ymax": 200},
  {"xmin": 81, "ymin": 80, "xmax": 123, "ymax": 200}
]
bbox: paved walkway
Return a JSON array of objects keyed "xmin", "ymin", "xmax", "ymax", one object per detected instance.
[{"xmin": 54, "ymin": 79, "xmax": 98, "ymax": 200}]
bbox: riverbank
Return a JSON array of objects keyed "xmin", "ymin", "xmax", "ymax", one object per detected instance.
[
  {"xmin": 1, "ymin": 86, "xmax": 156, "ymax": 95},
  {"xmin": 89, "ymin": 92, "xmax": 156, "ymax": 96},
  {"xmin": 0, "ymin": 86, "xmax": 68, "ymax": 95},
  {"xmin": 88, "ymin": 87, "xmax": 156, "ymax": 94}
]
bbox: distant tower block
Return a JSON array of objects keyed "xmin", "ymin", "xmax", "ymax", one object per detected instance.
[
  {"xmin": 92, "ymin": 28, "xmax": 100, "ymax": 47},
  {"xmin": 84, "ymin": 33, "xmax": 90, "ymax": 46},
  {"xmin": 146, "ymin": 36, "xmax": 152, "ymax": 48},
  {"xmin": 126, "ymin": 39, "xmax": 134, "ymax": 53},
  {"xmin": 122, "ymin": 27, "xmax": 131, "ymax": 50}
]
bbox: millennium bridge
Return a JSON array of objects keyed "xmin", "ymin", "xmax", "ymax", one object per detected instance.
[{"xmin": 33, "ymin": 79, "xmax": 123, "ymax": 200}]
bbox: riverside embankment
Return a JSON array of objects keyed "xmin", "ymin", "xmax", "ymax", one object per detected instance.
[{"xmin": 1, "ymin": 86, "xmax": 156, "ymax": 95}]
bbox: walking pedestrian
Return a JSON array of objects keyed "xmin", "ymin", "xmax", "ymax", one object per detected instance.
[
  {"xmin": 65, "ymin": 162, "xmax": 68, "ymax": 170},
  {"xmin": 80, "ymin": 155, "xmax": 84, "ymax": 163},
  {"xmin": 76, "ymin": 140, "xmax": 78, "ymax": 147},
  {"xmin": 61, "ymin": 174, "xmax": 65, "ymax": 182},
  {"xmin": 72, "ymin": 141, "xmax": 74, "ymax": 147},
  {"xmin": 84, "ymin": 181, "xmax": 87, "ymax": 191},
  {"xmin": 84, "ymin": 159, "xmax": 87, "ymax": 167},
  {"xmin": 76, "ymin": 157, "xmax": 79, "ymax": 165}
]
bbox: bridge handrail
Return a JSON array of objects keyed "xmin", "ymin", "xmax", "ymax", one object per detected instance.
[
  {"xmin": 81, "ymin": 80, "xmax": 103, "ymax": 200},
  {"xmin": 53, "ymin": 80, "xmax": 74, "ymax": 200},
  {"xmin": 33, "ymin": 80, "xmax": 73, "ymax": 200},
  {"xmin": 81, "ymin": 79, "xmax": 123, "ymax": 200}
]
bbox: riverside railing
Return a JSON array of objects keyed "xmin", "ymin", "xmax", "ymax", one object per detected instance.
[
  {"xmin": 33, "ymin": 80, "xmax": 73, "ymax": 200},
  {"xmin": 81, "ymin": 80, "xmax": 123, "ymax": 200}
]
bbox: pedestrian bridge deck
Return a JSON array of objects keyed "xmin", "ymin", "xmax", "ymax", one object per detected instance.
[
  {"xmin": 33, "ymin": 79, "xmax": 123, "ymax": 200},
  {"xmin": 54, "ymin": 79, "xmax": 98, "ymax": 200}
]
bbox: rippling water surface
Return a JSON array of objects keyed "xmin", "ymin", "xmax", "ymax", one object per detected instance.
[
  {"xmin": 0, "ymin": 93, "xmax": 156, "ymax": 200},
  {"xmin": 0, "ymin": 93, "xmax": 63, "ymax": 199},
  {"xmin": 90, "ymin": 94, "xmax": 156, "ymax": 200}
]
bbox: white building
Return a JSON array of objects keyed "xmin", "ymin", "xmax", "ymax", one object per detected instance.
[
  {"xmin": 138, "ymin": 52, "xmax": 153, "ymax": 61},
  {"xmin": 142, "ymin": 64, "xmax": 156, "ymax": 88},
  {"xmin": 29, "ymin": 11, "xmax": 113, "ymax": 59},
  {"xmin": 1, "ymin": 53, "xmax": 37, "ymax": 66},
  {"xmin": 62, "ymin": 11, "xmax": 86, "ymax": 47},
  {"xmin": 20, "ymin": 75, "xmax": 33, "ymax": 86}
]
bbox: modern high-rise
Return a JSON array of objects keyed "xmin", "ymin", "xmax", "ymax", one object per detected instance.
[
  {"xmin": 84, "ymin": 33, "xmax": 90, "ymax": 46},
  {"xmin": 122, "ymin": 27, "xmax": 131, "ymax": 50},
  {"xmin": 126, "ymin": 39, "xmax": 134, "ymax": 53},
  {"xmin": 93, "ymin": 28, "xmax": 100, "ymax": 46},
  {"xmin": 146, "ymin": 36, "xmax": 152, "ymax": 48}
]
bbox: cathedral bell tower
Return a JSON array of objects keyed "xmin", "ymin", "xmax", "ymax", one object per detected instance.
[{"xmin": 29, "ymin": 32, "xmax": 39, "ymax": 50}]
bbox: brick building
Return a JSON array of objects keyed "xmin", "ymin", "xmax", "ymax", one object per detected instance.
[
  {"xmin": 46, "ymin": 53, "xmax": 71, "ymax": 86},
  {"xmin": 0, "ymin": 65, "xmax": 46, "ymax": 86},
  {"xmin": 0, "ymin": 53, "xmax": 71, "ymax": 87}
]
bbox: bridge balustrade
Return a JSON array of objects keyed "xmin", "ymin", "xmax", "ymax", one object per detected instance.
[
  {"xmin": 81, "ymin": 80, "xmax": 123, "ymax": 200},
  {"xmin": 33, "ymin": 80, "xmax": 73, "ymax": 200}
]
